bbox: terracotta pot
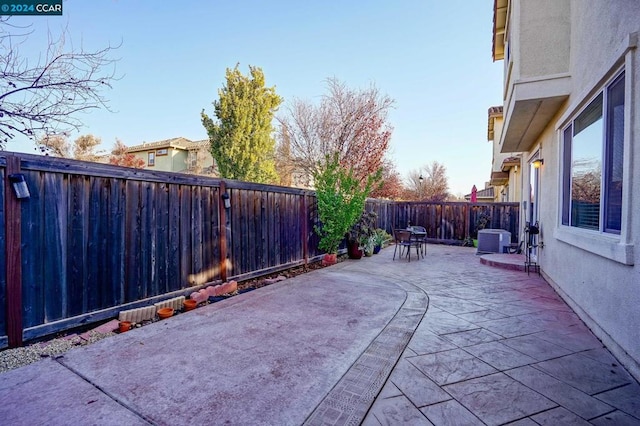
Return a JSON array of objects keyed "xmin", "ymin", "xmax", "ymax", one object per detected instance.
[
  {"xmin": 119, "ymin": 321, "xmax": 132, "ymax": 333},
  {"xmin": 322, "ymin": 253, "xmax": 337, "ymax": 266},
  {"xmin": 183, "ymin": 299, "xmax": 197, "ymax": 311},
  {"xmin": 347, "ymin": 241, "xmax": 363, "ymax": 259},
  {"xmin": 157, "ymin": 307, "xmax": 174, "ymax": 319}
]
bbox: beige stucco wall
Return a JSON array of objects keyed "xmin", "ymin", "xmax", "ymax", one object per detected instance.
[
  {"xmin": 507, "ymin": 164, "xmax": 521, "ymax": 203},
  {"xmin": 161, "ymin": 150, "xmax": 188, "ymax": 172},
  {"xmin": 569, "ymin": 0, "xmax": 640, "ymax": 96},
  {"xmin": 518, "ymin": 0, "xmax": 570, "ymax": 79},
  {"xmin": 131, "ymin": 151, "xmax": 149, "ymax": 167},
  {"xmin": 505, "ymin": 0, "xmax": 570, "ymax": 86},
  {"xmin": 491, "ymin": 117, "xmax": 506, "ymax": 173},
  {"xmin": 132, "ymin": 149, "xmax": 189, "ymax": 172},
  {"xmin": 509, "ymin": 0, "xmax": 640, "ymax": 378},
  {"xmin": 491, "ymin": 115, "xmax": 522, "ymax": 204}
]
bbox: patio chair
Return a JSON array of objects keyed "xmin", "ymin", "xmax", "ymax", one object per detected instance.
[
  {"xmin": 409, "ymin": 225, "xmax": 427, "ymax": 258},
  {"xmin": 393, "ymin": 229, "xmax": 421, "ymax": 262}
]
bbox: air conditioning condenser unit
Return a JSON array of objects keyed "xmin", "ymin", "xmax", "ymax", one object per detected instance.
[{"xmin": 477, "ymin": 229, "xmax": 511, "ymax": 254}]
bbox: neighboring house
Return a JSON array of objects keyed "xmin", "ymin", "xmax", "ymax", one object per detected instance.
[
  {"xmin": 463, "ymin": 185, "xmax": 495, "ymax": 202},
  {"xmin": 487, "ymin": 106, "xmax": 522, "ymax": 202},
  {"xmin": 127, "ymin": 137, "xmax": 216, "ymax": 175},
  {"xmin": 491, "ymin": 0, "xmax": 639, "ymax": 379}
]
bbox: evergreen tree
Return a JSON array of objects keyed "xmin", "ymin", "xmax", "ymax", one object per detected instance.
[{"xmin": 201, "ymin": 65, "xmax": 282, "ymax": 183}]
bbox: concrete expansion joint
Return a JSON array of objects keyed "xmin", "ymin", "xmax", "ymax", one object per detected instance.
[
  {"xmin": 54, "ymin": 356, "xmax": 154, "ymax": 425},
  {"xmin": 303, "ymin": 276, "xmax": 430, "ymax": 426}
]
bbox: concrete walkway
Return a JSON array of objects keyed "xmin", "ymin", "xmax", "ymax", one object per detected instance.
[{"xmin": 1, "ymin": 245, "xmax": 639, "ymax": 425}]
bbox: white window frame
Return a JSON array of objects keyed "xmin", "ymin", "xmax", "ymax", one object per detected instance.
[
  {"xmin": 560, "ymin": 73, "xmax": 623, "ymax": 234},
  {"xmin": 554, "ymin": 34, "xmax": 636, "ymax": 266}
]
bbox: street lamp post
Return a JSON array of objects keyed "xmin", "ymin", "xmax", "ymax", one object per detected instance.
[{"xmin": 418, "ymin": 174, "xmax": 424, "ymax": 200}]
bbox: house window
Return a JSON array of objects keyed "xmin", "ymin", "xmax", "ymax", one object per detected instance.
[
  {"xmin": 156, "ymin": 148, "xmax": 168, "ymax": 156},
  {"xmin": 188, "ymin": 151, "xmax": 197, "ymax": 168},
  {"xmin": 561, "ymin": 71, "xmax": 625, "ymax": 234},
  {"xmin": 148, "ymin": 152, "xmax": 155, "ymax": 166}
]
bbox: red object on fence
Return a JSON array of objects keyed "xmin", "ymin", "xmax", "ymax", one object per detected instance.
[{"xmin": 470, "ymin": 185, "xmax": 478, "ymax": 203}]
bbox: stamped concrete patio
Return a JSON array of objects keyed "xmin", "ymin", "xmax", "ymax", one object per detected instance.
[
  {"xmin": 1, "ymin": 245, "xmax": 639, "ymax": 425},
  {"xmin": 360, "ymin": 246, "xmax": 640, "ymax": 425}
]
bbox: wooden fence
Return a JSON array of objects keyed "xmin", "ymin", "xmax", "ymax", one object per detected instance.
[
  {"xmin": 1, "ymin": 153, "xmax": 518, "ymax": 348},
  {"xmin": 367, "ymin": 200, "xmax": 520, "ymax": 243}
]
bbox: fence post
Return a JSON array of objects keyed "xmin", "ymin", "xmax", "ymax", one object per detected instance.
[
  {"xmin": 465, "ymin": 203, "xmax": 471, "ymax": 238},
  {"xmin": 218, "ymin": 181, "xmax": 228, "ymax": 282},
  {"xmin": 301, "ymin": 192, "xmax": 308, "ymax": 266},
  {"xmin": 5, "ymin": 155, "xmax": 24, "ymax": 347}
]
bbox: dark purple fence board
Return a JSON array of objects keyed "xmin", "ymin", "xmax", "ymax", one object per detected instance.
[
  {"xmin": 259, "ymin": 190, "xmax": 269, "ymax": 270},
  {"xmin": 42, "ymin": 172, "xmax": 67, "ymax": 322},
  {"xmin": 178, "ymin": 185, "xmax": 193, "ymax": 287},
  {"xmin": 155, "ymin": 182, "xmax": 169, "ymax": 294},
  {"xmin": 167, "ymin": 184, "xmax": 181, "ymax": 290},
  {"xmin": 22, "ymin": 170, "xmax": 45, "ymax": 327},
  {"xmin": 0, "ymin": 168, "xmax": 6, "ymax": 338}
]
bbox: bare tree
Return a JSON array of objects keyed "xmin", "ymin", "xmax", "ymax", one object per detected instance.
[
  {"xmin": 38, "ymin": 133, "xmax": 102, "ymax": 161},
  {"xmin": 409, "ymin": 161, "xmax": 450, "ymax": 202},
  {"xmin": 0, "ymin": 17, "xmax": 118, "ymax": 148},
  {"xmin": 274, "ymin": 123, "xmax": 294, "ymax": 187},
  {"xmin": 36, "ymin": 133, "xmax": 70, "ymax": 157},
  {"xmin": 277, "ymin": 78, "xmax": 394, "ymax": 185},
  {"xmin": 572, "ymin": 171, "xmax": 601, "ymax": 203},
  {"xmin": 72, "ymin": 134, "xmax": 101, "ymax": 161}
]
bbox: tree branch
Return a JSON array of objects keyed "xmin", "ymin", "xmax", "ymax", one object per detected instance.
[{"xmin": 0, "ymin": 18, "xmax": 119, "ymax": 148}]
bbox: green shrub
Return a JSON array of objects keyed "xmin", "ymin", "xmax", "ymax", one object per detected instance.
[
  {"xmin": 313, "ymin": 155, "xmax": 380, "ymax": 254},
  {"xmin": 373, "ymin": 228, "xmax": 391, "ymax": 247}
]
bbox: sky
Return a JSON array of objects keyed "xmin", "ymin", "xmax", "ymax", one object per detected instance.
[{"xmin": 5, "ymin": 0, "xmax": 504, "ymax": 196}]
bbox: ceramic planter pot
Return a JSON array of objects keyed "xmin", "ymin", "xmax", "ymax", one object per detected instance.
[
  {"xmin": 347, "ymin": 241, "xmax": 363, "ymax": 259},
  {"xmin": 157, "ymin": 307, "xmax": 174, "ymax": 319},
  {"xmin": 322, "ymin": 253, "xmax": 337, "ymax": 266},
  {"xmin": 119, "ymin": 321, "xmax": 132, "ymax": 333},
  {"xmin": 183, "ymin": 299, "xmax": 197, "ymax": 311}
]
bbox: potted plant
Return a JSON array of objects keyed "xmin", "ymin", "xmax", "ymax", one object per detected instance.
[
  {"xmin": 372, "ymin": 228, "xmax": 390, "ymax": 254},
  {"xmin": 313, "ymin": 155, "xmax": 380, "ymax": 265},
  {"xmin": 347, "ymin": 211, "xmax": 377, "ymax": 258},
  {"xmin": 346, "ymin": 238, "xmax": 364, "ymax": 259},
  {"xmin": 364, "ymin": 236, "xmax": 376, "ymax": 256},
  {"xmin": 462, "ymin": 235, "xmax": 475, "ymax": 247}
]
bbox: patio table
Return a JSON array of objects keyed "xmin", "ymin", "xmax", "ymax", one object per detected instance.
[
  {"xmin": 408, "ymin": 226, "xmax": 427, "ymax": 259},
  {"xmin": 393, "ymin": 228, "xmax": 425, "ymax": 261}
]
